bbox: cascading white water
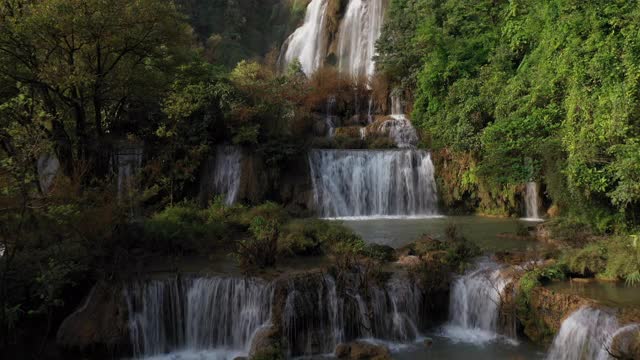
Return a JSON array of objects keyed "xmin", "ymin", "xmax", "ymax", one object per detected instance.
[
  {"xmin": 337, "ymin": 0, "xmax": 386, "ymax": 78},
  {"xmin": 114, "ymin": 143, "xmax": 144, "ymax": 201},
  {"xmin": 524, "ymin": 182, "xmax": 542, "ymax": 221},
  {"xmin": 308, "ymin": 149, "xmax": 439, "ymax": 218},
  {"xmin": 326, "ymin": 95, "xmax": 337, "ymax": 138},
  {"xmin": 391, "ymin": 94, "xmax": 404, "ymax": 117},
  {"xmin": 200, "ymin": 145, "xmax": 242, "ymax": 206},
  {"xmin": 283, "ymin": 0, "xmax": 329, "ymax": 75},
  {"xmin": 124, "ymin": 277, "xmax": 273, "ymax": 359},
  {"xmin": 442, "ymin": 259, "xmax": 513, "ymax": 344},
  {"xmin": 37, "ymin": 153, "xmax": 60, "ymax": 193},
  {"xmin": 546, "ymin": 307, "xmax": 619, "ymax": 360},
  {"xmin": 282, "ymin": 273, "xmax": 423, "ymax": 356}
]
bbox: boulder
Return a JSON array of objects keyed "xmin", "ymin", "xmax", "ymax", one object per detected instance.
[
  {"xmin": 396, "ymin": 255, "xmax": 422, "ymax": 267},
  {"xmin": 56, "ymin": 282, "xmax": 130, "ymax": 354},
  {"xmin": 335, "ymin": 341, "xmax": 391, "ymax": 360},
  {"xmin": 248, "ymin": 325, "xmax": 282, "ymax": 360},
  {"xmin": 610, "ymin": 326, "xmax": 640, "ymax": 360}
]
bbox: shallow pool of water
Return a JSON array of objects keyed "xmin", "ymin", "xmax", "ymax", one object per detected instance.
[
  {"xmin": 392, "ymin": 334, "xmax": 545, "ymax": 360},
  {"xmin": 342, "ymin": 216, "xmax": 541, "ymax": 252},
  {"xmin": 392, "ymin": 336, "xmax": 545, "ymax": 360},
  {"xmin": 546, "ymin": 280, "xmax": 640, "ymax": 308}
]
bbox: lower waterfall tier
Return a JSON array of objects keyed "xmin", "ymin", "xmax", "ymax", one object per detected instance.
[{"xmin": 119, "ymin": 270, "xmax": 441, "ymax": 359}]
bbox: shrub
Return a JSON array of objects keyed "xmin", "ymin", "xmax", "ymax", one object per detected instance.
[
  {"xmin": 362, "ymin": 244, "xmax": 397, "ymax": 263},
  {"xmin": 235, "ymin": 216, "xmax": 279, "ymax": 269},
  {"xmin": 233, "ymin": 201, "xmax": 288, "ymax": 227},
  {"xmin": 563, "ymin": 243, "xmax": 607, "ymax": 277},
  {"xmin": 277, "ymin": 219, "xmax": 326, "ymax": 256},
  {"xmin": 143, "ymin": 203, "xmax": 226, "ymax": 253}
]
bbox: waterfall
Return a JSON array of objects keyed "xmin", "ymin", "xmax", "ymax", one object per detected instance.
[
  {"xmin": 282, "ymin": 0, "xmax": 329, "ymax": 75},
  {"xmin": 326, "ymin": 95, "xmax": 337, "ymax": 138},
  {"xmin": 114, "ymin": 143, "xmax": 143, "ymax": 202},
  {"xmin": 442, "ymin": 259, "xmax": 514, "ymax": 344},
  {"xmin": 546, "ymin": 307, "xmax": 620, "ymax": 360},
  {"xmin": 524, "ymin": 182, "xmax": 542, "ymax": 220},
  {"xmin": 37, "ymin": 153, "xmax": 60, "ymax": 193},
  {"xmin": 308, "ymin": 149, "xmax": 439, "ymax": 219},
  {"xmin": 337, "ymin": 0, "xmax": 386, "ymax": 78},
  {"xmin": 282, "ymin": 273, "xmax": 423, "ymax": 356},
  {"xmin": 370, "ymin": 117, "xmax": 419, "ymax": 148},
  {"xmin": 391, "ymin": 94, "xmax": 404, "ymax": 117},
  {"xmin": 124, "ymin": 276, "xmax": 273, "ymax": 359},
  {"xmin": 200, "ymin": 145, "xmax": 242, "ymax": 206}
]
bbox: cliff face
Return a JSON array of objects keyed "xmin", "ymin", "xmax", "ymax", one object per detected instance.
[
  {"xmin": 177, "ymin": 0, "xmax": 300, "ymax": 67},
  {"xmin": 56, "ymin": 282, "xmax": 130, "ymax": 358}
]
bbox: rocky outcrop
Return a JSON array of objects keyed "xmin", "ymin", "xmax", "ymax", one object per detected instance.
[
  {"xmin": 237, "ymin": 150, "xmax": 314, "ymax": 211},
  {"xmin": 249, "ymin": 325, "xmax": 282, "ymax": 360},
  {"xmin": 522, "ymin": 286, "xmax": 594, "ymax": 343},
  {"xmin": 56, "ymin": 282, "xmax": 129, "ymax": 356},
  {"xmin": 610, "ymin": 325, "xmax": 640, "ymax": 360},
  {"xmin": 335, "ymin": 341, "xmax": 391, "ymax": 360}
]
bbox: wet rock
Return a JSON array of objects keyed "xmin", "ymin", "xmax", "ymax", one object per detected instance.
[
  {"xmin": 363, "ymin": 243, "xmax": 396, "ymax": 262},
  {"xmin": 423, "ymin": 337, "xmax": 433, "ymax": 348},
  {"xmin": 610, "ymin": 325, "xmax": 640, "ymax": 360},
  {"xmin": 335, "ymin": 126, "xmax": 363, "ymax": 138},
  {"xmin": 396, "ymin": 255, "xmax": 422, "ymax": 267},
  {"xmin": 522, "ymin": 286, "xmax": 595, "ymax": 343},
  {"xmin": 335, "ymin": 341, "xmax": 391, "ymax": 360},
  {"xmin": 56, "ymin": 282, "xmax": 130, "ymax": 355},
  {"xmin": 249, "ymin": 325, "xmax": 282, "ymax": 360}
]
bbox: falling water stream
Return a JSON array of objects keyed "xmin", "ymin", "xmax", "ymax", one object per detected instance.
[
  {"xmin": 442, "ymin": 259, "xmax": 515, "ymax": 345},
  {"xmin": 199, "ymin": 145, "xmax": 242, "ymax": 206},
  {"xmin": 546, "ymin": 307, "xmax": 620, "ymax": 360},
  {"xmin": 124, "ymin": 277, "xmax": 273, "ymax": 359},
  {"xmin": 337, "ymin": 0, "xmax": 386, "ymax": 78},
  {"xmin": 308, "ymin": 149, "xmax": 439, "ymax": 219},
  {"xmin": 523, "ymin": 182, "xmax": 543, "ymax": 221},
  {"xmin": 282, "ymin": 0, "xmax": 329, "ymax": 75}
]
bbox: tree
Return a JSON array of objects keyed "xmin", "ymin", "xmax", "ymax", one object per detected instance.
[{"xmin": 0, "ymin": 0, "xmax": 193, "ymax": 175}]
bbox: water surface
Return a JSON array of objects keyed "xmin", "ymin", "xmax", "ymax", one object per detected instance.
[
  {"xmin": 546, "ymin": 280, "xmax": 640, "ymax": 308},
  {"xmin": 393, "ymin": 334, "xmax": 544, "ymax": 360},
  {"xmin": 343, "ymin": 216, "xmax": 541, "ymax": 252}
]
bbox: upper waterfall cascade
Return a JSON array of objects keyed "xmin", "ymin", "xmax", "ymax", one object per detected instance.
[
  {"xmin": 200, "ymin": 145, "xmax": 242, "ymax": 206},
  {"xmin": 308, "ymin": 149, "xmax": 439, "ymax": 218},
  {"xmin": 114, "ymin": 143, "xmax": 144, "ymax": 201},
  {"xmin": 337, "ymin": 0, "xmax": 386, "ymax": 78},
  {"xmin": 283, "ymin": 0, "xmax": 386, "ymax": 78},
  {"xmin": 282, "ymin": 0, "xmax": 329, "ymax": 75}
]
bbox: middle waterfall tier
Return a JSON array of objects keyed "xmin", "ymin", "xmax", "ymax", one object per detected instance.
[{"xmin": 308, "ymin": 149, "xmax": 439, "ymax": 218}]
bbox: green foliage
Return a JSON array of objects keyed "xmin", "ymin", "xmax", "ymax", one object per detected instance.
[
  {"xmin": 562, "ymin": 236, "xmax": 640, "ymax": 283},
  {"xmin": 175, "ymin": 0, "xmax": 297, "ymax": 68},
  {"xmin": 143, "ymin": 203, "xmax": 226, "ymax": 253},
  {"xmin": 278, "ymin": 219, "xmax": 330, "ymax": 256},
  {"xmin": 235, "ymin": 216, "xmax": 280, "ymax": 269},
  {"xmin": 378, "ymin": 0, "xmax": 640, "ymax": 228},
  {"xmin": 362, "ymin": 244, "xmax": 397, "ymax": 263}
]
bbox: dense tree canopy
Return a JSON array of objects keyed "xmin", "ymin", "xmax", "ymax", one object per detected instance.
[{"xmin": 377, "ymin": 0, "xmax": 640, "ymax": 229}]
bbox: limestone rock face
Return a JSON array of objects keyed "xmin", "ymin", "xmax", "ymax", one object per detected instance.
[
  {"xmin": 335, "ymin": 341, "xmax": 391, "ymax": 360},
  {"xmin": 248, "ymin": 325, "xmax": 282, "ymax": 360},
  {"xmin": 610, "ymin": 326, "xmax": 640, "ymax": 360},
  {"xmin": 56, "ymin": 282, "xmax": 130, "ymax": 354}
]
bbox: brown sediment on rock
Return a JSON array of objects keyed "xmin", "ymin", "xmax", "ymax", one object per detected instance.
[
  {"xmin": 335, "ymin": 340, "xmax": 392, "ymax": 360},
  {"xmin": 56, "ymin": 282, "xmax": 130, "ymax": 356}
]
